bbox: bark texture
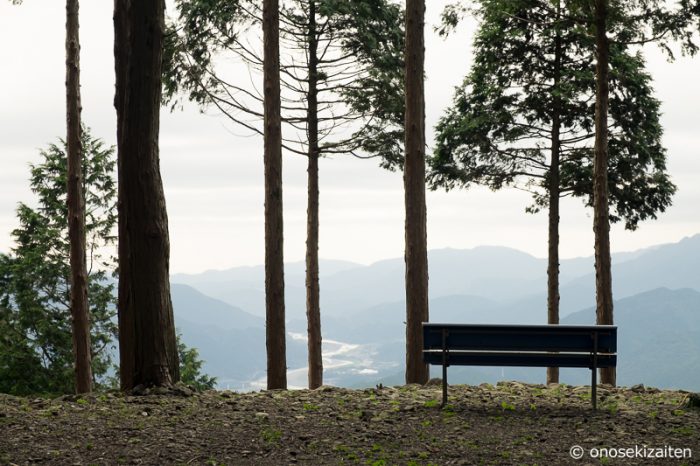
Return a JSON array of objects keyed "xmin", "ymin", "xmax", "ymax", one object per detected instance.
[
  {"xmin": 305, "ymin": 0, "xmax": 323, "ymax": 390},
  {"xmin": 66, "ymin": 0, "xmax": 92, "ymax": 394},
  {"xmin": 263, "ymin": 0, "xmax": 287, "ymax": 390},
  {"xmin": 404, "ymin": 0, "xmax": 429, "ymax": 385},
  {"xmin": 593, "ymin": 0, "xmax": 615, "ymax": 386},
  {"xmin": 546, "ymin": 6, "xmax": 562, "ymax": 385},
  {"xmin": 114, "ymin": 0, "xmax": 180, "ymax": 389}
]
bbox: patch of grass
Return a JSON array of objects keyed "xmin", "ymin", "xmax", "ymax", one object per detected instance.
[
  {"xmin": 670, "ymin": 426, "xmax": 694, "ymax": 436},
  {"xmin": 514, "ymin": 435, "xmax": 534, "ymax": 445},
  {"xmin": 500, "ymin": 401, "xmax": 516, "ymax": 411},
  {"xmin": 389, "ymin": 400, "xmax": 400, "ymax": 412},
  {"xmin": 261, "ymin": 428, "xmax": 282, "ymax": 444},
  {"xmin": 460, "ymin": 439, "xmax": 479, "ymax": 450},
  {"xmin": 424, "ymin": 399, "xmax": 439, "ymax": 408},
  {"xmin": 604, "ymin": 401, "xmax": 618, "ymax": 415},
  {"xmin": 303, "ymin": 402, "xmax": 318, "ymax": 412},
  {"xmin": 333, "ymin": 444, "xmax": 350, "ymax": 453},
  {"xmin": 672, "ymin": 409, "xmax": 685, "ymax": 416}
]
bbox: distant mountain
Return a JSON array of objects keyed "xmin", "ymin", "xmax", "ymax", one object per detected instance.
[
  {"xmin": 172, "ymin": 236, "xmax": 699, "ymax": 320},
  {"xmin": 171, "ymin": 284, "xmax": 310, "ymax": 389},
  {"xmin": 168, "ymin": 234, "xmax": 700, "ymax": 390},
  {"xmin": 562, "ymin": 287, "xmax": 700, "ymax": 390},
  {"xmin": 558, "ymin": 234, "xmax": 700, "ymax": 314},
  {"xmin": 172, "ymin": 260, "xmax": 361, "ymax": 320},
  {"xmin": 172, "ymin": 259, "xmax": 362, "ymax": 285},
  {"xmin": 171, "ymin": 283, "xmax": 262, "ymax": 330}
]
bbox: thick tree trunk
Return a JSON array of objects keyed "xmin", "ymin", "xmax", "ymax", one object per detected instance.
[
  {"xmin": 114, "ymin": 0, "xmax": 180, "ymax": 389},
  {"xmin": 404, "ymin": 0, "xmax": 429, "ymax": 385},
  {"xmin": 546, "ymin": 4, "xmax": 562, "ymax": 386},
  {"xmin": 593, "ymin": 0, "xmax": 615, "ymax": 386},
  {"xmin": 263, "ymin": 0, "xmax": 287, "ymax": 390},
  {"xmin": 66, "ymin": 0, "xmax": 92, "ymax": 394},
  {"xmin": 305, "ymin": 0, "xmax": 323, "ymax": 390},
  {"xmin": 113, "ymin": 0, "xmax": 134, "ymax": 391}
]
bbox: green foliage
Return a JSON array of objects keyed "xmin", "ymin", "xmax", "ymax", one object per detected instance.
[
  {"xmin": 423, "ymin": 399, "xmax": 439, "ymax": 408},
  {"xmin": 430, "ymin": 0, "xmax": 676, "ymax": 230},
  {"xmin": 177, "ymin": 333, "xmax": 216, "ymax": 391},
  {"xmin": 163, "ymin": 0, "xmax": 405, "ymax": 167},
  {"xmin": 260, "ymin": 427, "xmax": 282, "ymax": 444},
  {"xmin": 0, "ymin": 128, "xmax": 117, "ymax": 395},
  {"xmin": 327, "ymin": 0, "xmax": 406, "ymax": 169},
  {"xmin": 500, "ymin": 401, "xmax": 515, "ymax": 411}
]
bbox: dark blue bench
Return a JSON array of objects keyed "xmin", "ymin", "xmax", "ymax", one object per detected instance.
[{"xmin": 422, "ymin": 323, "xmax": 617, "ymax": 409}]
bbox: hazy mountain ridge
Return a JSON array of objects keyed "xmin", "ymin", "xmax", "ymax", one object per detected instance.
[{"xmin": 170, "ymin": 234, "xmax": 700, "ymax": 390}]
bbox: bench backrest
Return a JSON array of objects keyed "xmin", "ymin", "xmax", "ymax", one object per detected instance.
[{"xmin": 423, "ymin": 323, "xmax": 617, "ymax": 353}]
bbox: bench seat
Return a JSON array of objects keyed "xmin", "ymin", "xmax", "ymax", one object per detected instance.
[{"xmin": 422, "ymin": 323, "xmax": 617, "ymax": 409}]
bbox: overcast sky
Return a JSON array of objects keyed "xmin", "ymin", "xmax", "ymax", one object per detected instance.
[{"xmin": 0, "ymin": 1, "xmax": 698, "ymax": 274}]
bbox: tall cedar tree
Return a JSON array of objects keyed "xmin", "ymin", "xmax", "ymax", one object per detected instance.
[
  {"xmin": 65, "ymin": 0, "xmax": 92, "ymax": 393},
  {"xmin": 592, "ymin": 0, "xmax": 615, "ymax": 386},
  {"xmin": 263, "ymin": 0, "xmax": 288, "ymax": 390},
  {"xmin": 304, "ymin": 0, "xmax": 321, "ymax": 389},
  {"xmin": 404, "ymin": 0, "xmax": 429, "ymax": 385},
  {"xmin": 431, "ymin": 0, "xmax": 677, "ymax": 383},
  {"xmin": 164, "ymin": 0, "xmax": 404, "ymax": 388},
  {"xmin": 114, "ymin": 0, "xmax": 179, "ymax": 389},
  {"xmin": 0, "ymin": 130, "xmax": 118, "ymax": 395},
  {"xmin": 581, "ymin": 0, "xmax": 698, "ymax": 385}
]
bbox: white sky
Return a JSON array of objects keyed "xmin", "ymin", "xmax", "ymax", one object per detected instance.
[{"xmin": 0, "ymin": 1, "xmax": 698, "ymax": 274}]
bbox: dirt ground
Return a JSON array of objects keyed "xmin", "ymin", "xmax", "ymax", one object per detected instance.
[{"xmin": 1, "ymin": 381, "xmax": 698, "ymax": 465}]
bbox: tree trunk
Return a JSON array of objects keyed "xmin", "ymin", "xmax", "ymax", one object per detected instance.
[
  {"xmin": 263, "ymin": 0, "xmax": 287, "ymax": 390},
  {"xmin": 305, "ymin": 0, "xmax": 323, "ymax": 390},
  {"xmin": 593, "ymin": 0, "xmax": 615, "ymax": 386},
  {"xmin": 66, "ymin": 0, "xmax": 92, "ymax": 394},
  {"xmin": 114, "ymin": 0, "xmax": 180, "ymax": 389},
  {"xmin": 113, "ymin": 0, "xmax": 134, "ymax": 391},
  {"xmin": 404, "ymin": 0, "xmax": 429, "ymax": 385},
  {"xmin": 546, "ymin": 2, "xmax": 562, "ymax": 386}
]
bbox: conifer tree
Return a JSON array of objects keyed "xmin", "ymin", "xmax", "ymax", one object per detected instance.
[
  {"xmin": 431, "ymin": 0, "xmax": 677, "ymax": 384},
  {"xmin": 0, "ymin": 131, "xmax": 118, "ymax": 395}
]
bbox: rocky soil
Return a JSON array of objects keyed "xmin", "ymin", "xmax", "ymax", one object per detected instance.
[{"xmin": 1, "ymin": 381, "xmax": 698, "ymax": 465}]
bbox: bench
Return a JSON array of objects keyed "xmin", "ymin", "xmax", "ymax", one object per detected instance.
[{"xmin": 422, "ymin": 323, "xmax": 617, "ymax": 409}]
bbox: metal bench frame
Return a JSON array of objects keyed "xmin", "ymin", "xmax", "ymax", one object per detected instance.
[{"xmin": 422, "ymin": 323, "xmax": 617, "ymax": 409}]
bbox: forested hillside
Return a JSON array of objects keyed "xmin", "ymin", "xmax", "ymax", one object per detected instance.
[{"xmin": 172, "ymin": 235, "xmax": 700, "ymax": 390}]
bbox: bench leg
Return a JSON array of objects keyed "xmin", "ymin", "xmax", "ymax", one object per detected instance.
[
  {"xmin": 441, "ymin": 363, "xmax": 447, "ymax": 408},
  {"xmin": 592, "ymin": 367, "xmax": 597, "ymax": 410}
]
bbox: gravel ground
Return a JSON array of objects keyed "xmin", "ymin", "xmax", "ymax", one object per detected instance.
[{"xmin": 1, "ymin": 381, "xmax": 698, "ymax": 465}]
